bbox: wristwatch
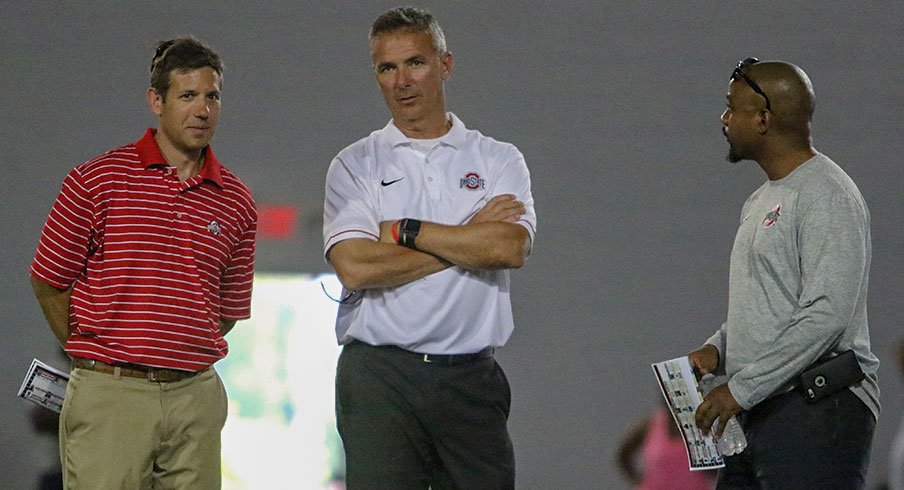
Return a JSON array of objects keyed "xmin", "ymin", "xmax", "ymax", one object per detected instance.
[{"xmin": 398, "ymin": 218, "xmax": 421, "ymax": 250}]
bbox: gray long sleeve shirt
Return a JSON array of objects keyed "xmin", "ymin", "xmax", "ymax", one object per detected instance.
[{"xmin": 706, "ymin": 153, "xmax": 879, "ymax": 420}]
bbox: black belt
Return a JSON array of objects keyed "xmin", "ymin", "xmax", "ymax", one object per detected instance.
[
  {"xmin": 355, "ymin": 341, "xmax": 495, "ymax": 366},
  {"xmin": 416, "ymin": 347, "xmax": 495, "ymax": 365}
]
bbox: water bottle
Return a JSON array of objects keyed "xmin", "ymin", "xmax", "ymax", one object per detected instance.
[
  {"xmin": 716, "ymin": 415, "xmax": 747, "ymax": 455},
  {"xmin": 698, "ymin": 374, "xmax": 748, "ymax": 456}
]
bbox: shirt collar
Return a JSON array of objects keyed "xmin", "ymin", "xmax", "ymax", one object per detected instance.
[
  {"xmin": 383, "ymin": 112, "xmax": 467, "ymax": 150},
  {"xmin": 134, "ymin": 128, "xmax": 225, "ymax": 188}
]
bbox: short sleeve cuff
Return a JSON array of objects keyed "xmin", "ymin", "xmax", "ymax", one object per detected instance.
[{"xmin": 324, "ymin": 228, "xmax": 379, "ymax": 259}]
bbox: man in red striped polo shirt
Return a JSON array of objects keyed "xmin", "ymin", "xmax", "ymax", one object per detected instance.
[{"xmin": 30, "ymin": 36, "xmax": 256, "ymax": 489}]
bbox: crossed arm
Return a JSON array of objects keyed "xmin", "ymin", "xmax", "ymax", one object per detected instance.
[{"xmin": 327, "ymin": 194, "xmax": 531, "ymax": 291}]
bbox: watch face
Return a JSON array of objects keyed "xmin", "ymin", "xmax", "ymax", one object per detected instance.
[
  {"xmin": 404, "ymin": 218, "xmax": 421, "ymax": 235},
  {"xmin": 400, "ymin": 219, "xmax": 421, "ymax": 249}
]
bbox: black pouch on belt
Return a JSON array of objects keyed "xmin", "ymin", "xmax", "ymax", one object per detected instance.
[{"xmin": 797, "ymin": 350, "xmax": 865, "ymax": 403}]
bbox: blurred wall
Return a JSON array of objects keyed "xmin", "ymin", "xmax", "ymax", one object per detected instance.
[{"xmin": 2, "ymin": 2, "xmax": 902, "ymax": 488}]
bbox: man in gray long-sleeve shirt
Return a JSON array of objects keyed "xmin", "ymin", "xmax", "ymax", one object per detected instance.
[{"xmin": 689, "ymin": 59, "xmax": 878, "ymax": 489}]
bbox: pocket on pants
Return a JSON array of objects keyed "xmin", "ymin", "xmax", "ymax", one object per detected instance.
[
  {"xmin": 213, "ymin": 370, "xmax": 229, "ymax": 429},
  {"xmin": 493, "ymin": 361, "xmax": 512, "ymax": 418},
  {"xmin": 60, "ymin": 369, "xmax": 87, "ymax": 439}
]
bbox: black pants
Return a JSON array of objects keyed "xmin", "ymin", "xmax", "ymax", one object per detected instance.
[
  {"xmin": 335, "ymin": 341, "xmax": 514, "ymax": 490},
  {"xmin": 717, "ymin": 388, "xmax": 875, "ymax": 489}
]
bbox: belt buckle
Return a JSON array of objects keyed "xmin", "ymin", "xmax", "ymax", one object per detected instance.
[
  {"xmin": 147, "ymin": 369, "xmax": 159, "ymax": 382},
  {"xmin": 73, "ymin": 358, "xmax": 95, "ymax": 369}
]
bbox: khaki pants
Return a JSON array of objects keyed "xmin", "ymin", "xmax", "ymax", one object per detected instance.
[{"xmin": 59, "ymin": 366, "xmax": 228, "ymax": 489}]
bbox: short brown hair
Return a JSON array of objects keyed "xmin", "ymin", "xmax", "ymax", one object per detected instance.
[
  {"xmin": 370, "ymin": 6, "xmax": 446, "ymax": 54},
  {"xmin": 150, "ymin": 36, "xmax": 223, "ymax": 99}
]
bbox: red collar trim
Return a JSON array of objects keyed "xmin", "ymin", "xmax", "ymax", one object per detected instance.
[{"xmin": 134, "ymin": 128, "xmax": 225, "ymax": 188}]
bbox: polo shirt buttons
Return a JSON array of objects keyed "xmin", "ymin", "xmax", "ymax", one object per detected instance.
[
  {"xmin": 175, "ymin": 212, "xmax": 183, "ymax": 219},
  {"xmin": 424, "ymin": 162, "xmax": 441, "ymax": 201}
]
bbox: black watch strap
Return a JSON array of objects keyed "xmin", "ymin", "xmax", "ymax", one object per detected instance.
[{"xmin": 399, "ymin": 218, "xmax": 421, "ymax": 249}]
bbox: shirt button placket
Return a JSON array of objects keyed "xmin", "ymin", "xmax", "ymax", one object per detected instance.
[
  {"xmin": 166, "ymin": 168, "xmax": 182, "ymax": 221},
  {"xmin": 424, "ymin": 156, "xmax": 441, "ymax": 202}
]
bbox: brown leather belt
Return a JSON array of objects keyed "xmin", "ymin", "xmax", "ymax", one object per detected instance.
[{"xmin": 72, "ymin": 357, "xmax": 202, "ymax": 382}]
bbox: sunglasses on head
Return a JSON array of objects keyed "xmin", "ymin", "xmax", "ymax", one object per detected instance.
[
  {"xmin": 151, "ymin": 40, "xmax": 176, "ymax": 68},
  {"xmin": 731, "ymin": 57, "xmax": 771, "ymax": 111}
]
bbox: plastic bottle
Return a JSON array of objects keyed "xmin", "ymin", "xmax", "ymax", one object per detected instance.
[
  {"xmin": 716, "ymin": 416, "xmax": 747, "ymax": 455},
  {"xmin": 698, "ymin": 374, "xmax": 748, "ymax": 456}
]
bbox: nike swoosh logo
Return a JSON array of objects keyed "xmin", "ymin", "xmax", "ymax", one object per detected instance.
[{"xmin": 381, "ymin": 177, "xmax": 405, "ymax": 187}]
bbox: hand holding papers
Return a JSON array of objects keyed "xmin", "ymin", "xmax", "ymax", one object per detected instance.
[
  {"xmin": 651, "ymin": 356, "xmax": 724, "ymax": 471},
  {"xmin": 18, "ymin": 358, "xmax": 69, "ymax": 413}
]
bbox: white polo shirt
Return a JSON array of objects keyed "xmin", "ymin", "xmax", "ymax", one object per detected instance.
[{"xmin": 323, "ymin": 113, "xmax": 537, "ymax": 354}]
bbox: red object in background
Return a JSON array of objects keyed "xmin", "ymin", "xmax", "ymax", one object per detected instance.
[{"xmin": 257, "ymin": 205, "xmax": 298, "ymax": 239}]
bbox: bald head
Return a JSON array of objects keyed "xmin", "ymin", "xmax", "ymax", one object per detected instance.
[{"xmin": 743, "ymin": 61, "xmax": 816, "ymax": 143}]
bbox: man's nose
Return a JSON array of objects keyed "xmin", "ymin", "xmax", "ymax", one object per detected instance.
[
  {"xmin": 194, "ymin": 100, "xmax": 211, "ymax": 119},
  {"xmin": 395, "ymin": 67, "xmax": 413, "ymax": 87}
]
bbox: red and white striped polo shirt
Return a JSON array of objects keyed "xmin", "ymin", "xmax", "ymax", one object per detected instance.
[{"xmin": 31, "ymin": 128, "xmax": 256, "ymax": 371}]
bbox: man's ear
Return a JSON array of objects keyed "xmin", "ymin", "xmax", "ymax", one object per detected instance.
[
  {"xmin": 440, "ymin": 51, "xmax": 454, "ymax": 81},
  {"xmin": 756, "ymin": 109, "xmax": 771, "ymax": 135},
  {"xmin": 147, "ymin": 88, "xmax": 163, "ymax": 116}
]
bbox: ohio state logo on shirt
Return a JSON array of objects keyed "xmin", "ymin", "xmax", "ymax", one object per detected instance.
[
  {"xmin": 459, "ymin": 172, "xmax": 485, "ymax": 190},
  {"xmin": 762, "ymin": 203, "xmax": 782, "ymax": 228},
  {"xmin": 207, "ymin": 220, "xmax": 222, "ymax": 236}
]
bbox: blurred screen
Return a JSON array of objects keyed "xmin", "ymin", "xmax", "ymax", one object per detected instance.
[{"xmin": 218, "ymin": 273, "xmax": 345, "ymax": 489}]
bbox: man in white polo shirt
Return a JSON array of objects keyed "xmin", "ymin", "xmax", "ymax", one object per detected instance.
[{"xmin": 322, "ymin": 6, "xmax": 536, "ymax": 489}]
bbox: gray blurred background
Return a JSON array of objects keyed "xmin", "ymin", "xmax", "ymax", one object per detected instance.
[{"xmin": 3, "ymin": 2, "xmax": 902, "ymax": 488}]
